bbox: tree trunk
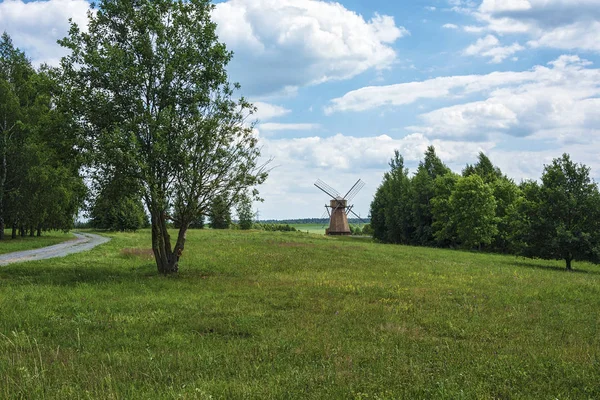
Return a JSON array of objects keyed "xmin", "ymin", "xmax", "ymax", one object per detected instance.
[
  {"xmin": 20, "ymin": 226, "xmax": 25, "ymax": 237},
  {"xmin": 565, "ymin": 256, "xmax": 572, "ymax": 271},
  {"xmin": 11, "ymin": 223, "xmax": 16, "ymax": 239},
  {"xmin": 169, "ymin": 225, "xmax": 188, "ymax": 272},
  {"xmin": 37, "ymin": 226, "xmax": 41, "ymax": 237},
  {"xmin": 29, "ymin": 227, "xmax": 35, "ymax": 237},
  {"xmin": 151, "ymin": 209, "xmax": 178, "ymax": 274},
  {"xmin": 149, "ymin": 207, "xmax": 189, "ymax": 274}
]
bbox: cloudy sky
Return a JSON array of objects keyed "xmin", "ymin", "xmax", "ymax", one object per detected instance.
[{"xmin": 2, "ymin": 0, "xmax": 600, "ymax": 219}]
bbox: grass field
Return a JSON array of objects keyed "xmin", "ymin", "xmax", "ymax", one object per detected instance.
[
  {"xmin": 1, "ymin": 229, "xmax": 599, "ymax": 399},
  {"xmin": 289, "ymin": 223, "xmax": 328, "ymax": 234},
  {"xmin": 289, "ymin": 223, "xmax": 367, "ymax": 234},
  {"xmin": 0, "ymin": 231, "xmax": 75, "ymax": 255}
]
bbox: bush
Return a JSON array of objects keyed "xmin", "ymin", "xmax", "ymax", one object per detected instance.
[
  {"xmin": 254, "ymin": 223, "xmax": 298, "ymax": 232},
  {"xmin": 362, "ymin": 223, "xmax": 374, "ymax": 236}
]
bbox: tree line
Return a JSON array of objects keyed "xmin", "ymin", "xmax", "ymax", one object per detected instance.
[
  {"xmin": 0, "ymin": 34, "xmax": 85, "ymax": 239},
  {"xmin": 370, "ymin": 146, "xmax": 600, "ymax": 270}
]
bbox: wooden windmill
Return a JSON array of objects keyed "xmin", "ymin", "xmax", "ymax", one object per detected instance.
[{"xmin": 314, "ymin": 179, "xmax": 366, "ymax": 235}]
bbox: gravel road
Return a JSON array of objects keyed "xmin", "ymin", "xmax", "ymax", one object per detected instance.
[{"xmin": 0, "ymin": 232, "xmax": 110, "ymax": 266}]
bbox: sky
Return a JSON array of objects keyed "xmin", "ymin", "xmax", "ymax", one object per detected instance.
[{"xmin": 2, "ymin": 0, "xmax": 600, "ymax": 220}]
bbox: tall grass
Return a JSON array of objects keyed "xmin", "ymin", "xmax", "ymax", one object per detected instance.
[{"xmin": 0, "ymin": 229, "xmax": 599, "ymax": 398}]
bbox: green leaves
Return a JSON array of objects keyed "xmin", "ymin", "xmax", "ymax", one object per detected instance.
[
  {"xmin": 59, "ymin": 0, "xmax": 268, "ymax": 271},
  {"xmin": 449, "ymin": 174, "xmax": 498, "ymax": 249}
]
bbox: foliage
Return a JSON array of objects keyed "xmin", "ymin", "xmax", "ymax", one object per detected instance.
[
  {"xmin": 525, "ymin": 154, "xmax": 600, "ymax": 270},
  {"xmin": 371, "ymin": 147, "xmax": 600, "ymax": 269},
  {"xmin": 411, "ymin": 146, "xmax": 451, "ymax": 245},
  {"xmin": 450, "ymin": 174, "xmax": 498, "ymax": 249},
  {"xmin": 0, "ymin": 33, "xmax": 85, "ymax": 239},
  {"xmin": 370, "ymin": 150, "xmax": 412, "ymax": 244},
  {"xmin": 254, "ymin": 223, "xmax": 297, "ymax": 232},
  {"xmin": 361, "ymin": 223, "xmax": 374, "ymax": 236},
  {"xmin": 90, "ymin": 173, "xmax": 147, "ymax": 232},
  {"xmin": 208, "ymin": 195, "xmax": 231, "ymax": 229},
  {"xmin": 59, "ymin": 0, "xmax": 268, "ymax": 273},
  {"xmin": 236, "ymin": 193, "xmax": 255, "ymax": 230},
  {"xmin": 431, "ymin": 172, "xmax": 460, "ymax": 246}
]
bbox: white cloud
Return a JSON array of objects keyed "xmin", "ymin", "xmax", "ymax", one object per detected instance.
[
  {"xmin": 463, "ymin": 34, "xmax": 524, "ymax": 63},
  {"xmin": 326, "ymin": 65, "xmax": 540, "ymax": 114},
  {"xmin": 213, "ymin": 0, "xmax": 408, "ymax": 96},
  {"xmin": 443, "ymin": 23, "xmax": 459, "ymax": 29},
  {"xmin": 479, "ymin": 0, "xmax": 532, "ymax": 13},
  {"xmin": 328, "ymin": 55, "xmax": 600, "ymax": 144},
  {"xmin": 460, "ymin": 0, "xmax": 600, "ymax": 52},
  {"xmin": 463, "ymin": 25, "xmax": 486, "ymax": 33},
  {"xmin": 253, "ymin": 102, "xmax": 291, "ymax": 122},
  {"xmin": 527, "ymin": 21, "xmax": 600, "ymax": 52},
  {"xmin": 260, "ymin": 123, "xmax": 321, "ymax": 131},
  {"xmin": 0, "ymin": 0, "xmax": 90, "ymax": 66},
  {"xmin": 408, "ymin": 56, "xmax": 600, "ymax": 141}
]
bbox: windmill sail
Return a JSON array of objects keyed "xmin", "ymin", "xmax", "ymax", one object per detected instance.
[{"xmin": 314, "ymin": 178, "xmax": 366, "ymax": 236}]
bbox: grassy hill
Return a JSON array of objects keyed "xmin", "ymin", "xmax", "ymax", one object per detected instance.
[{"xmin": 1, "ymin": 229, "xmax": 599, "ymax": 398}]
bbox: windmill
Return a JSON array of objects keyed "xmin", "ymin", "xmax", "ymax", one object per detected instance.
[{"xmin": 314, "ymin": 179, "xmax": 366, "ymax": 235}]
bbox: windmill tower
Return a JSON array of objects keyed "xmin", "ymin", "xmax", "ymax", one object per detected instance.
[{"xmin": 314, "ymin": 179, "xmax": 366, "ymax": 235}]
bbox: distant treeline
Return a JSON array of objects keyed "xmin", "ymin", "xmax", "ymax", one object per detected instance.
[
  {"xmin": 371, "ymin": 146, "xmax": 600, "ymax": 270},
  {"xmin": 259, "ymin": 218, "xmax": 370, "ymax": 225}
]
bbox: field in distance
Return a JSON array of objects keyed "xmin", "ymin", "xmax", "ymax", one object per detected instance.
[
  {"xmin": 277, "ymin": 222, "xmax": 368, "ymax": 234},
  {"xmin": 1, "ymin": 229, "xmax": 599, "ymax": 398}
]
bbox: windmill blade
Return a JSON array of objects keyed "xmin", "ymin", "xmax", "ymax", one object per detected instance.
[
  {"xmin": 321, "ymin": 208, "xmax": 329, "ymax": 228},
  {"xmin": 344, "ymin": 179, "xmax": 365, "ymax": 203},
  {"xmin": 349, "ymin": 209, "xmax": 368, "ymax": 224},
  {"xmin": 315, "ymin": 179, "xmax": 341, "ymax": 200},
  {"xmin": 345, "ymin": 205, "xmax": 354, "ymax": 216}
]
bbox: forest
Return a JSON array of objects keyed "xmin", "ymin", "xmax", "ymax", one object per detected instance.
[
  {"xmin": 0, "ymin": 33, "xmax": 85, "ymax": 240},
  {"xmin": 370, "ymin": 146, "xmax": 600, "ymax": 270}
]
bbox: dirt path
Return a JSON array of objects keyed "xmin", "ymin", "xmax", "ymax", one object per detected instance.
[{"xmin": 0, "ymin": 232, "xmax": 110, "ymax": 266}]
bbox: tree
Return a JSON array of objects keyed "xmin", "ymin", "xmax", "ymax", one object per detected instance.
[
  {"xmin": 411, "ymin": 146, "xmax": 451, "ymax": 245},
  {"xmin": 60, "ymin": 0, "xmax": 268, "ymax": 273},
  {"xmin": 527, "ymin": 154, "xmax": 600, "ymax": 270},
  {"xmin": 0, "ymin": 33, "xmax": 33, "ymax": 239},
  {"xmin": 90, "ymin": 175, "xmax": 147, "ymax": 232},
  {"xmin": 0, "ymin": 35, "xmax": 84, "ymax": 238},
  {"xmin": 370, "ymin": 150, "xmax": 412, "ymax": 244},
  {"xmin": 449, "ymin": 174, "xmax": 498, "ymax": 249},
  {"xmin": 236, "ymin": 193, "xmax": 254, "ymax": 230},
  {"xmin": 463, "ymin": 152, "xmax": 503, "ymax": 184},
  {"xmin": 209, "ymin": 195, "xmax": 231, "ymax": 229},
  {"xmin": 431, "ymin": 172, "xmax": 460, "ymax": 246}
]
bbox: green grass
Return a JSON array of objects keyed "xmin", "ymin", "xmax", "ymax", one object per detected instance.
[
  {"xmin": 1, "ymin": 229, "xmax": 599, "ymax": 399},
  {"xmin": 290, "ymin": 223, "xmax": 328, "ymax": 234},
  {"xmin": 290, "ymin": 223, "xmax": 367, "ymax": 234},
  {"xmin": 0, "ymin": 231, "xmax": 75, "ymax": 255}
]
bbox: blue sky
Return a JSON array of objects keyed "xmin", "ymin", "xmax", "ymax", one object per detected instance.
[{"xmin": 2, "ymin": 0, "xmax": 600, "ymax": 219}]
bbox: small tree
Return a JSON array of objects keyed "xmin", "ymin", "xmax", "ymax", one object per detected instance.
[
  {"xmin": 209, "ymin": 195, "xmax": 231, "ymax": 229},
  {"xmin": 528, "ymin": 154, "xmax": 600, "ymax": 270},
  {"xmin": 450, "ymin": 174, "xmax": 498, "ymax": 249},
  {"xmin": 236, "ymin": 193, "xmax": 254, "ymax": 230}
]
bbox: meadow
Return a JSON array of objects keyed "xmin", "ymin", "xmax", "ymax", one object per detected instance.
[
  {"xmin": 0, "ymin": 229, "xmax": 599, "ymax": 399},
  {"xmin": 289, "ymin": 223, "xmax": 368, "ymax": 234},
  {"xmin": 0, "ymin": 232, "xmax": 74, "ymax": 255}
]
